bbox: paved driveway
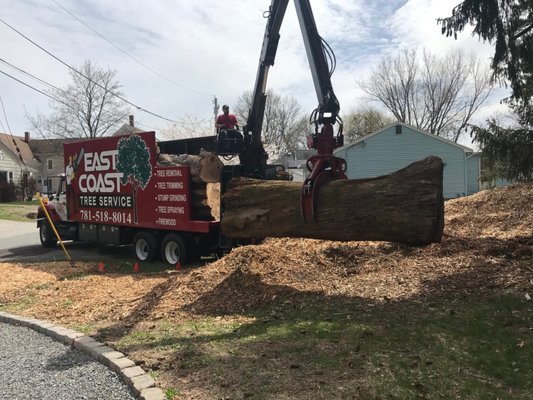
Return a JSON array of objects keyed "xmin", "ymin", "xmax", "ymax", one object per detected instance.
[
  {"xmin": 0, "ymin": 219, "xmax": 131, "ymax": 263},
  {"xmin": 0, "ymin": 219, "xmax": 39, "ymax": 249}
]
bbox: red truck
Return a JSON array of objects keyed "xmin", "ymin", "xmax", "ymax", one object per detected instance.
[
  {"xmin": 37, "ymin": 131, "xmax": 222, "ymax": 264},
  {"xmin": 37, "ymin": 0, "xmax": 346, "ymax": 264}
]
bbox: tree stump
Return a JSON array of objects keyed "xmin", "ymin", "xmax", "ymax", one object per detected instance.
[{"xmin": 221, "ymin": 156, "xmax": 444, "ymax": 245}]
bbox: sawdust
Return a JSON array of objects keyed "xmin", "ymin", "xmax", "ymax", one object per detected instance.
[{"xmin": 1, "ymin": 183, "xmax": 532, "ymax": 398}]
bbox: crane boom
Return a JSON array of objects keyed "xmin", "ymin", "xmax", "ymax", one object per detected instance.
[
  {"xmin": 243, "ymin": 0, "xmax": 342, "ymax": 163},
  {"xmin": 293, "ymin": 0, "xmax": 340, "ymax": 124},
  {"xmin": 218, "ymin": 0, "xmax": 347, "ymax": 222}
]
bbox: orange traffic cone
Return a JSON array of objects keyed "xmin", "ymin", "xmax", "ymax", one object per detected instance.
[
  {"xmin": 98, "ymin": 262, "xmax": 105, "ymax": 273},
  {"xmin": 133, "ymin": 262, "xmax": 140, "ymax": 273},
  {"xmin": 176, "ymin": 260, "xmax": 182, "ymax": 271}
]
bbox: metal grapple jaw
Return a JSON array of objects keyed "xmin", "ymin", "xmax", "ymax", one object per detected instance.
[{"xmin": 301, "ymin": 123, "xmax": 347, "ymax": 223}]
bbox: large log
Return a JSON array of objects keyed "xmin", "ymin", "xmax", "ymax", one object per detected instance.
[
  {"xmin": 158, "ymin": 150, "xmax": 223, "ymax": 183},
  {"xmin": 221, "ymin": 156, "xmax": 444, "ymax": 245}
]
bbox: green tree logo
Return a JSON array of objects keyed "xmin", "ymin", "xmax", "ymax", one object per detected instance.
[{"xmin": 116, "ymin": 135, "xmax": 152, "ymax": 224}]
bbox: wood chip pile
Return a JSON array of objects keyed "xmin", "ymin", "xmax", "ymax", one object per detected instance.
[{"xmin": 1, "ymin": 184, "xmax": 531, "ymax": 326}]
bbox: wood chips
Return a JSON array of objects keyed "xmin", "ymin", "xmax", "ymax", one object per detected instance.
[{"xmin": 1, "ymin": 183, "xmax": 531, "ymax": 326}]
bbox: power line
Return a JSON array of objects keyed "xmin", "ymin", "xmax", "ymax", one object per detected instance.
[
  {"xmin": 51, "ymin": 0, "xmax": 213, "ymax": 97},
  {"xmin": 1, "ymin": 63, "xmax": 212, "ymax": 131},
  {"xmin": 0, "ymin": 95, "xmax": 27, "ymax": 166},
  {"xmin": 0, "ymin": 96, "xmax": 14, "ymax": 136},
  {"xmin": 1, "ymin": 58, "xmax": 208, "ymax": 128},
  {"xmin": 0, "ymin": 17, "xmax": 179, "ymax": 123},
  {"xmin": 0, "ymin": 69, "xmax": 80, "ymax": 113},
  {"xmin": 0, "ymin": 58, "xmax": 67, "ymax": 95}
]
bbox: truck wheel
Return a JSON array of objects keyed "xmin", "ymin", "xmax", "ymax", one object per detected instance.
[
  {"xmin": 132, "ymin": 231, "xmax": 159, "ymax": 261},
  {"xmin": 39, "ymin": 221, "xmax": 57, "ymax": 248},
  {"xmin": 161, "ymin": 234, "xmax": 187, "ymax": 265}
]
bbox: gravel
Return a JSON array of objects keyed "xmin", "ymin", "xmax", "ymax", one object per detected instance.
[{"xmin": 0, "ymin": 322, "xmax": 137, "ymax": 400}]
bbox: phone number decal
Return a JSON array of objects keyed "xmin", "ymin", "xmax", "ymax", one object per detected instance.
[{"xmin": 80, "ymin": 209, "xmax": 132, "ymax": 224}]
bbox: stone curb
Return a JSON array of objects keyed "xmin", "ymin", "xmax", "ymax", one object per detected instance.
[{"xmin": 0, "ymin": 311, "xmax": 166, "ymax": 400}]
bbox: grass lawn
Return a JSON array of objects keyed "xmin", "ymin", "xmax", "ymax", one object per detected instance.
[
  {"xmin": 2, "ymin": 265, "xmax": 531, "ymax": 400},
  {"xmin": 0, "ymin": 201, "xmax": 39, "ymax": 222},
  {"xmin": 108, "ymin": 294, "xmax": 532, "ymax": 400}
]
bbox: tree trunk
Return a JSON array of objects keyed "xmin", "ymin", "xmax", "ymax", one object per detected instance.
[
  {"xmin": 190, "ymin": 182, "xmax": 220, "ymax": 221},
  {"xmin": 158, "ymin": 151, "xmax": 223, "ymax": 183},
  {"xmin": 221, "ymin": 156, "xmax": 444, "ymax": 245}
]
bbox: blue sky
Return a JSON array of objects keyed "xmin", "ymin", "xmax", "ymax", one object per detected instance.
[{"xmin": 0, "ymin": 0, "xmax": 508, "ymax": 147}]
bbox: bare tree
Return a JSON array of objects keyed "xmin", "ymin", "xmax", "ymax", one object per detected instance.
[
  {"xmin": 343, "ymin": 106, "xmax": 395, "ymax": 143},
  {"xmin": 360, "ymin": 49, "xmax": 493, "ymax": 142},
  {"xmin": 160, "ymin": 114, "xmax": 214, "ymax": 140},
  {"xmin": 27, "ymin": 60, "xmax": 130, "ymax": 139},
  {"xmin": 235, "ymin": 89, "xmax": 308, "ymax": 158}
]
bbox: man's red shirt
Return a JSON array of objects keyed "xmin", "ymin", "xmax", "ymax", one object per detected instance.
[{"xmin": 216, "ymin": 113, "xmax": 238, "ymax": 129}]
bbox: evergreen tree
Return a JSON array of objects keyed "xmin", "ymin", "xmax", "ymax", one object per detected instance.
[
  {"xmin": 439, "ymin": 0, "xmax": 533, "ymax": 180},
  {"xmin": 439, "ymin": 0, "xmax": 532, "ymax": 111}
]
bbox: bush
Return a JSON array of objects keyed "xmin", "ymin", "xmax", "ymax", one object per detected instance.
[
  {"xmin": 0, "ymin": 182, "xmax": 17, "ymax": 202},
  {"xmin": 18, "ymin": 176, "xmax": 37, "ymax": 201}
]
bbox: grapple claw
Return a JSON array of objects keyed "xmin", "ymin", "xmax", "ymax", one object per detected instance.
[{"xmin": 301, "ymin": 155, "xmax": 346, "ymax": 223}]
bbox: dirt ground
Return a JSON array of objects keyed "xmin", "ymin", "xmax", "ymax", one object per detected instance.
[{"xmin": 1, "ymin": 183, "xmax": 532, "ymax": 398}]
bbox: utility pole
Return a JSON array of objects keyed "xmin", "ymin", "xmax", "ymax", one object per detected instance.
[{"xmin": 213, "ymin": 95, "xmax": 219, "ymax": 134}]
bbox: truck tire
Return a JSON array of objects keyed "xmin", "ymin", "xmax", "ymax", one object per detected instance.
[
  {"xmin": 39, "ymin": 221, "xmax": 57, "ymax": 248},
  {"xmin": 161, "ymin": 233, "xmax": 187, "ymax": 265},
  {"xmin": 132, "ymin": 231, "xmax": 159, "ymax": 261}
]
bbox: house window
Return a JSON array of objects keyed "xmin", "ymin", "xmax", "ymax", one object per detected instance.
[
  {"xmin": 47, "ymin": 159, "xmax": 53, "ymax": 170},
  {"xmin": 8, "ymin": 172, "xmax": 13, "ymax": 184},
  {"xmin": 0, "ymin": 171, "xmax": 6, "ymax": 183}
]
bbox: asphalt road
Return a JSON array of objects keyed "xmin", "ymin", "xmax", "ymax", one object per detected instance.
[{"xmin": 0, "ymin": 219, "xmax": 131, "ymax": 263}]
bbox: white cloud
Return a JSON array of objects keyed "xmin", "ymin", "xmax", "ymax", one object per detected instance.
[{"xmin": 0, "ymin": 0, "xmax": 511, "ymax": 137}]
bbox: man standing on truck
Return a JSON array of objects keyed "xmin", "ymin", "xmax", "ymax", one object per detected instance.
[{"xmin": 215, "ymin": 105, "xmax": 239, "ymax": 131}]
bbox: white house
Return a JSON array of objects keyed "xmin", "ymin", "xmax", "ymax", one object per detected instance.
[
  {"xmin": 0, "ymin": 132, "xmax": 40, "ymax": 199},
  {"xmin": 334, "ymin": 122, "xmax": 481, "ymax": 199}
]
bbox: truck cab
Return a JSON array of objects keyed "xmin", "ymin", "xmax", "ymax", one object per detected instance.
[{"xmin": 36, "ymin": 175, "xmax": 78, "ymax": 247}]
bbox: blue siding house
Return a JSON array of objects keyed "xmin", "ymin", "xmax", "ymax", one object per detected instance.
[{"xmin": 334, "ymin": 122, "xmax": 480, "ymax": 199}]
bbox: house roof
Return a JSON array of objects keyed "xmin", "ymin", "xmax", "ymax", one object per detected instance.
[
  {"xmin": 28, "ymin": 137, "xmax": 81, "ymax": 160},
  {"xmin": 339, "ymin": 121, "xmax": 474, "ymax": 153},
  {"xmin": 113, "ymin": 124, "xmax": 146, "ymax": 136},
  {"xmin": 27, "ymin": 127, "xmax": 147, "ymax": 161},
  {"xmin": 0, "ymin": 132, "xmax": 35, "ymax": 164}
]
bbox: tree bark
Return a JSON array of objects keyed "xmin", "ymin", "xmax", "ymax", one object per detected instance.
[{"xmin": 221, "ymin": 156, "xmax": 444, "ymax": 245}]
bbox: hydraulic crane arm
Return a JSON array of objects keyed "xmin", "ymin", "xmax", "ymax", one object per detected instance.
[
  {"xmin": 242, "ymin": 0, "xmax": 346, "ymax": 222},
  {"xmin": 244, "ymin": 0, "xmax": 342, "ymax": 147},
  {"xmin": 241, "ymin": 0, "xmax": 289, "ymax": 171},
  {"xmin": 293, "ymin": 0, "xmax": 340, "ymax": 125},
  {"xmin": 245, "ymin": 0, "xmax": 288, "ymax": 146}
]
